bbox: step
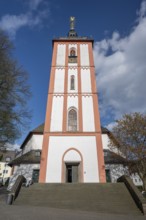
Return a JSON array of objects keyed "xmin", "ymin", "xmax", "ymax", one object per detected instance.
[{"xmin": 14, "ymin": 183, "xmax": 142, "ymax": 215}]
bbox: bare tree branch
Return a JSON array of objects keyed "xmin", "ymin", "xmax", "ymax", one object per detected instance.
[
  {"xmin": 109, "ymin": 112, "xmax": 146, "ymax": 190},
  {"xmin": 0, "ymin": 29, "xmax": 31, "ymax": 149}
]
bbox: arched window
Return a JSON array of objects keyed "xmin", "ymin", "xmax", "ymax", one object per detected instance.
[
  {"xmin": 70, "ymin": 49, "xmax": 75, "ymax": 57},
  {"xmin": 70, "ymin": 75, "xmax": 75, "ymax": 90},
  {"xmin": 68, "ymin": 108, "xmax": 77, "ymax": 131},
  {"xmin": 68, "ymin": 47, "xmax": 77, "ymax": 63}
]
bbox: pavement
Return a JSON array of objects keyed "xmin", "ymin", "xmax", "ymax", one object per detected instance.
[
  {"xmin": 0, "ymin": 186, "xmax": 146, "ymax": 220},
  {"xmin": 0, "ymin": 205, "xmax": 146, "ymax": 220}
]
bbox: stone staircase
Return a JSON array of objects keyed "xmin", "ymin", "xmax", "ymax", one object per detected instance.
[
  {"xmin": 0, "ymin": 187, "xmax": 7, "ymax": 205},
  {"xmin": 13, "ymin": 183, "xmax": 142, "ymax": 215}
]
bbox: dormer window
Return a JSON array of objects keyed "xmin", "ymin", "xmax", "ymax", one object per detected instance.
[{"xmin": 35, "ymin": 151, "xmax": 41, "ymax": 157}]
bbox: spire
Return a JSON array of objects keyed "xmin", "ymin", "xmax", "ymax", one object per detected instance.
[{"xmin": 68, "ymin": 16, "xmax": 78, "ymax": 38}]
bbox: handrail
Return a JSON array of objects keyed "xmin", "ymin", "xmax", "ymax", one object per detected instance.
[
  {"xmin": 117, "ymin": 175, "xmax": 146, "ymax": 215},
  {"xmin": 6, "ymin": 175, "xmax": 26, "ymax": 205}
]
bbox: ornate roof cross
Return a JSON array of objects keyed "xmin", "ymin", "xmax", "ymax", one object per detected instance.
[
  {"xmin": 70, "ymin": 16, "xmax": 75, "ymax": 30},
  {"xmin": 68, "ymin": 16, "xmax": 77, "ymax": 38}
]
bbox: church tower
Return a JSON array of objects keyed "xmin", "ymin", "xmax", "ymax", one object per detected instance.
[{"xmin": 39, "ymin": 17, "xmax": 106, "ymax": 183}]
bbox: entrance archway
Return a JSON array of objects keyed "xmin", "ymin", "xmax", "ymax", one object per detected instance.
[{"xmin": 61, "ymin": 148, "xmax": 83, "ymax": 183}]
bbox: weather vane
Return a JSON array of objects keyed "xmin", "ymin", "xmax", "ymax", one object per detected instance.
[{"xmin": 70, "ymin": 16, "xmax": 75, "ymax": 30}]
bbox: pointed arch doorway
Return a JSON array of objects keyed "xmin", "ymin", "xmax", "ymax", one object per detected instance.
[{"xmin": 62, "ymin": 148, "xmax": 83, "ymax": 183}]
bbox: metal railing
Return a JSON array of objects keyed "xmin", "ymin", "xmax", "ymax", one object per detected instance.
[
  {"xmin": 6, "ymin": 175, "xmax": 26, "ymax": 205},
  {"xmin": 118, "ymin": 175, "xmax": 146, "ymax": 215}
]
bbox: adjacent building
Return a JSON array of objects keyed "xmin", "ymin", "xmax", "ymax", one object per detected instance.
[{"xmin": 0, "ymin": 150, "xmax": 16, "ymax": 184}]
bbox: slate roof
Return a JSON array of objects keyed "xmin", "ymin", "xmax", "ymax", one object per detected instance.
[
  {"xmin": 31, "ymin": 123, "xmax": 109, "ymax": 134},
  {"xmin": 32, "ymin": 124, "xmax": 44, "ymax": 133},
  {"xmin": 26, "ymin": 123, "xmax": 109, "ymax": 134},
  {"xmin": 20, "ymin": 124, "xmax": 44, "ymax": 149},
  {"xmin": 0, "ymin": 150, "xmax": 16, "ymax": 162},
  {"xmin": 104, "ymin": 149, "xmax": 126, "ymax": 164},
  {"xmin": 10, "ymin": 149, "xmax": 125, "ymax": 166},
  {"xmin": 20, "ymin": 123, "xmax": 109, "ymax": 149},
  {"xmin": 9, "ymin": 150, "xmax": 41, "ymax": 166},
  {"xmin": 101, "ymin": 126, "xmax": 109, "ymax": 134}
]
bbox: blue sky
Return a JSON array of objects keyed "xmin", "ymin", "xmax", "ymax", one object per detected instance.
[{"xmin": 0, "ymin": 0, "xmax": 146, "ymax": 147}]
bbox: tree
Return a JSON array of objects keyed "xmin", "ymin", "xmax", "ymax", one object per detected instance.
[
  {"xmin": 0, "ymin": 29, "xmax": 31, "ymax": 150},
  {"xmin": 0, "ymin": 154, "xmax": 3, "ymax": 161},
  {"xmin": 109, "ymin": 112, "xmax": 146, "ymax": 190}
]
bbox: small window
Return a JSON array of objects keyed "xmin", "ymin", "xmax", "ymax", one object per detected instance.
[
  {"xmin": 3, "ymin": 170, "xmax": 8, "ymax": 174},
  {"xmin": 70, "ymin": 75, "xmax": 75, "ymax": 90}
]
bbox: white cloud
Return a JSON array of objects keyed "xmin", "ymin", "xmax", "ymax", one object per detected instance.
[
  {"xmin": 6, "ymin": 143, "xmax": 20, "ymax": 150},
  {"xmin": 106, "ymin": 122, "xmax": 117, "ymax": 131},
  {"xmin": 0, "ymin": 13, "xmax": 35, "ymax": 37},
  {"xmin": 28, "ymin": 0, "xmax": 44, "ymax": 10},
  {"xmin": 0, "ymin": 0, "xmax": 50, "ymax": 38},
  {"xmin": 137, "ymin": 0, "xmax": 146, "ymax": 21},
  {"xmin": 94, "ymin": 0, "xmax": 146, "ymax": 127}
]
